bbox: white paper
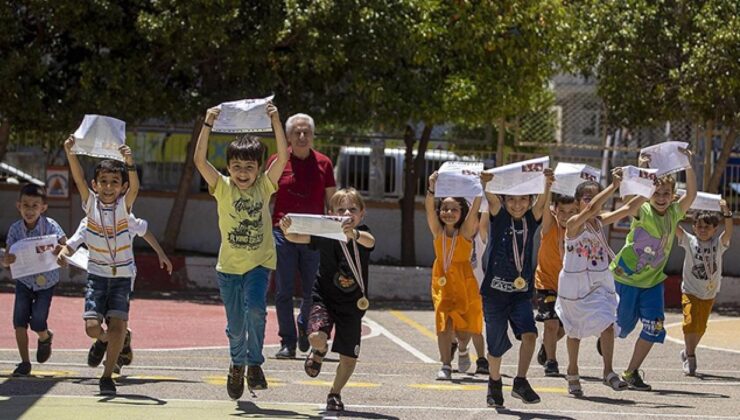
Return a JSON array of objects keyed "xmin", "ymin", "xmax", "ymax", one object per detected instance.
[
  {"xmin": 8, "ymin": 235, "xmax": 60, "ymax": 278},
  {"xmin": 676, "ymin": 189, "xmax": 721, "ymax": 211},
  {"xmin": 286, "ymin": 213, "xmax": 351, "ymax": 242},
  {"xmin": 435, "ymin": 161, "xmax": 484, "ymax": 198},
  {"xmin": 640, "ymin": 141, "xmax": 690, "ymax": 176},
  {"xmin": 485, "ymin": 157, "xmax": 549, "ymax": 195},
  {"xmin": 63, "ymin": 247, "xmax": 89, "ymax": 270},
  {"xmin": 213, "ymin": 95, "xmax": 275, "ymax": 133},
  {"xmin": 72, "ymin": 115, "xmax": 126, "ymax": 162},
  {"xmin": 620, "ymin": 166, "xmax": 658, "ymax": 198},
  {"xmin": 551, "ymin": 163, "xmax": 601, "ymax": 197}
]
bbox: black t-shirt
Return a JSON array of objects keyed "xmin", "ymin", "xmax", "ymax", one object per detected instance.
[{"xmin": 309, "ymin": 225, "xmax": 374, "ymax": 306}]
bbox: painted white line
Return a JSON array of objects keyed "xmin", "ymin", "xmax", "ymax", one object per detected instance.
[
  {"xmin": 664, "ymin": 319, "xmax": 740, "ymax": 355},
  {"xmin": 362, "ymin": 316, "xmax": 437, "ymax": 364}
]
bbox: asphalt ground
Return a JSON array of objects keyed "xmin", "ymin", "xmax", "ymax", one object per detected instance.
[{"xmin": 0, "ymin": 292, "xmax": 739, "ymax": 419}]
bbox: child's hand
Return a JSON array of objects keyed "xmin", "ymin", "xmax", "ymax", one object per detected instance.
[
  {"xmin": 205, "ymin": 107, "xmax": 221, "ymax": 126},
  {"xmin": 279, "ymin": 215, "xmax": 293, "ymax": 233},
  {"xmin": 720, "ymin": 198, "xmax": 729, "ymax": 214},
  {"xmin": 63, "ymin": 135, "xmax": 76, "ymax": 154},
  {"xmin": 119, "ymin": 144, "xmax": 134, "ymax": 165},
  {"xmin": 266, "ymin": 101, "xmax": 279, "ymax": 121},
  {"xmin": 544, "ymin": 168, "xmax": 555, "ymax": 187},
  {"xmin": 2, "ymin": 253, "xmax": 16, "ymax": 267},
  {"xmin": 428, "ymin": 171, "xmax": 439, "ymax": 190},
  {"xmin": 55, "ymin": 248, "xmax": 69, "ymax": 267},
  {"xmin": 678, "ymin": 146, "xmax": 693, "ymax": 160},
  {"xmin": 342, "ymin": 219, "xmax": 357, "ymax": 241},
  {"xmin": 158, "ymin": 253, "xmax": 173, "ymax": 275},
  {"xmin": 638, "ymin": 153, "xmax": 651, "ymax": 168},
  {"xmin": 611, "ymin": 167, "xmax": 623, "ymax": 187},
  {"xmin": 480, "ymin": 171, "xmax": 493, "ymax": 185}
]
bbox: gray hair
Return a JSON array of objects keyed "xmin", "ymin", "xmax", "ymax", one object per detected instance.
[{"xmin": 285, "ymin": 113, "xmax": 315, "ymax": 135}]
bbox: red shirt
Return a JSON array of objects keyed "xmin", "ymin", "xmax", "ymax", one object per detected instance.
[{"xmin": 268, "ymin": 148, "xmax": 336, "ymax": 226}]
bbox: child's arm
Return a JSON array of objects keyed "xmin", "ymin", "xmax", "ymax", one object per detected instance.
[
  {"xmin": 532, "ymin": 168, "xmax": 554, "ymax": 222},
  {"xmin": 567, "ymin": 168, "xmax": 621, "ymax": 234},
  {"xmin": 194, "ymin": 107, "xmax": 222, "ymax": 189},
  {"xmin": 720, "ymin": 199, "xmax": 733, "ymax": 248},
  {"xmin": 64, "ymin": 135, "xmax": 90, "ymax": 204},
  {"xmin": 460, "ymin": 172, "xmax": 490, "ymax": 240},
  {"xmin": 121, "ymin": 144, "xmax": 139, "ymax": 211},
  {"xmin": 141, "ymin": 231, "xmax": 173, "ymax": 274},
  {"xmin": 279, "ymin": 215, "xmax": 311, "ymax": 244},
  {"xmin": 675, "ymin": 224, "xmax": 686, "ymax": 240},
  {"xmin": 425, "ymin": 172, "xmax": 443, "ymax": 237},
  {"xmin": 484, "ymin": 172, "xmax": 501, "ymax": 216},
  {"xmin": 479, "ymin": 208, "xmax": 490, "ymax": 244},
  {"xmin": 342, "ymin": 220, "xmax": 376, "ymax": 248},
  {"xmin": 266, "ymin": 102, "xmax": 289, "ymax": 186},
  {"xmin": 677, "ymin": 147, "xmax": 697, "ymax": 215},
  {"xmin": 600, "ymin": 194, "xmax": 649, "ymax": 225}
]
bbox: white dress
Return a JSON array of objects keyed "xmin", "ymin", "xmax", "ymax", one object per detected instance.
[{"xmin": 555, "ymin": 222, "xmax": 619, "ymax": 339}]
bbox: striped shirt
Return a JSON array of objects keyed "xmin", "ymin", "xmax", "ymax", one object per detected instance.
[
  {"xmin": 6, "ymin": 216, "xmax": 66, "ymax": 291},
  {"xmin": 84, "ymin": 193, "xmax": 135, "ymax": 278}
]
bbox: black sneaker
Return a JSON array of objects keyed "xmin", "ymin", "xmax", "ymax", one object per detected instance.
[
  {"xmin": 88, "ymin": 340, "xmax": 108, "ymax": 367},
  {"xmin": 275, "ymin": 345, "xmax": 296, "ymax": 359},
  {"xmin": 596, "ymin": 337, "xmax": 602, "ymax": 356},
  {"xmin": 36, "ymin": 331, "xmax": 53, "ymax": 363},
  {"xmin": 622, "ymin": 370, "xmax": 651, "ymax": 391},
  {"xmin": 475, "ymin": 357, "xmax": 490, "ymax": 375},
  {"xmin": 117, "ymin": 329, "xmax": 133, "ymax": 366},
  {"xmin": 536, "ymin": 344, "xmax": 547, "ymax": 366},
  {"xmin": 544, "ymin": 360, "xmax": 560, "ymax": 377},
  {"xmin": 226, "ymin": 364, "xmax": 245, "ymax": 400},
  {"xmin": 99, "ymin": 376, "xmax": 117, "ymax": 396},
  {"xmin": 12, "ymin": 361, "xmax": 32, "ymax": 377},
  {"xmin": 511, "ymin": 377, "xmax": 541, "ymax": 404},
  {"xmin": 326, "ymin": 393, "xmax": 344, "ymax": 411},
  {"xmin": 298, "ymin": 326, "xmax": 310, "ymax": 353},
  {"xmin": 487, "ymin": 377, "xmax": 504, "ymax": 407},
  {"xmin": 247, "ymin": 365, "xmax": 268, "ymax": 390}
]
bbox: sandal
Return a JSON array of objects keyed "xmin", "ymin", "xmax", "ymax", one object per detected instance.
[
  {"xmin": 326, "ymin": 393, "xmax": 344, "ymax": 411},
  {"xmin": 566, "ymin": 374, "xmax": 583, "ymax": 397},
  {"xmin": 304, "ymin": 347, "xmax": 327, "ymax": 378},
  {"xmin": 604, "ymin": 371, "xmax": 628, "ymax": 391}
]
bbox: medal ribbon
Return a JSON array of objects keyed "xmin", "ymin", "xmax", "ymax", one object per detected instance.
[
  {"xmin": 511, "ymin": 218, "xmax": 528, "ymax": 278},
  {"xmin": 340, "ymin": 238, "xmax": 365, "ymax": 298},
  {"xmin": 701, "ymin": 238, "xmax": 716, "ymax": 280},
  {"xmin": 585, "ymin": 219, "xmax": 616, "ymax": 260},
  {"xmin": 97, "ymin": 199, "xmax": 118, "ymax": 272},
  {"xmin": 441, "ymin": 230, "xmax": 458, "ymax": 275}
]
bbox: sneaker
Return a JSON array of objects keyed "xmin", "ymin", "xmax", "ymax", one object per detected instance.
[
  {"xmin": 117, "ymin": 329, "xmax": 133, "ymax": 366},
  {"xmin": 12, "ymin": 361, "xmax": 32, "ymax": 377},
  {"xmin": 536, "ymin": 344, "xmax": 547, "ymax": 366},
  {"xmin": 326, "ymin": 393, "xmax": 344, "ymax": 411},
  {"xmin": 87, "ymin": 340, "xmax": 108, "ymax": 367},
  {"xmin": 458, "ymin": 350, "xmax": 471, "ymax": 373},
  {"xmin": 298, "ymin": 326, "xmax": 310, "ymax": 353},
  {"xmin": 247, "ymin": 365, "xmax": 268, "ymax": 390},
  {"xmin": 226, "ymin": 364, "xmax": 245, "ymax": 400},
  {"xmin": 99, "ymin": 376, "xmax": 117, "ymax": 396},
  {"xmin": 622, "ymin": 370, "xmax": 651, "ymax": 391},
  {"xmin": 596, "ymin": 337, "xmax": 602, "ymax": 356},
  {"xmin": 680, "ymin": 350, "xmax": 697, "ymax": 376},
  {"xmin": 511, "ymin": 377, "xmax": 541, "ymax": 404},
  {"xmin": 275, "ymin": 345, "xmax": 296, "ymax": 359},
  {"xmin": 436, "ymin": 364, "xmax": 452, "ymax": 381},
  {"xmin": 475, "ymin": 357, "xmax": 490, "ymax": 375},
  {"xmin": 487, "ymin": 377, "xmax": 504, "ymax": 407},
  {"xmin": 36, "ymin": 331, "xmax": 53, "ymax": 363},
  {"xmin": 544, "ymin": 360, "xmax": 560, "ymax": 377}
]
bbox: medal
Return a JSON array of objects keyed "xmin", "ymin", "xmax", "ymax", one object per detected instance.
[
  {"xmin": 513, "ymin": 276, "xmax": 526, "ymax": 290},
  {"xmin": 97, "ymin": 199, "xmax": 119, "ymax": 276},
  {"xmin": 340, "ymin": 235, "xmax": 368, "ymax": 311},
  {"xmin": 438, "ymin": 276, "xmax": 447, "ymax": 287},
  {"xmin": 510, "ymin": 218, "xmax": 528, "ymax": 291},
  {"xmin": 35, "ymin": 275, "xmax": 47, "ymax": 287},
  {"xmin": 357, "ymin": 296, "xmax": 370, "ymax": 310},
  {"xmin": 439, "ymin": 230, "xmax": 458, "ymax": 288},
  {"xmin": 112, "ymin": 266, "xmax": 117, "ymax": 276}
]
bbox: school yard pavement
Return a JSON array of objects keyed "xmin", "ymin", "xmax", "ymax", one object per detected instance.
[{"xmin": 1, "ymin": 292, "xmax": 739, "ymax": 419}]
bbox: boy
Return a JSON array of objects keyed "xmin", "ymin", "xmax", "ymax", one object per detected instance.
[
  {"xmin": 676, "ymin": 200, "xmax": 733, "ymax": 376},
  {"xmin": 279, "ymin": 188, "xmax": 375, "ymax": 412},
  {"xmin": 194, "ymin": 101, "xmax": 288, "ymax": 400},
  {"xmin": 2, "ymin": 184, "xmax": 66, "ymax": 376},
  {"xmin": 482, "ymin": 168, "xmax": 554, "ymax": 407},
  {"xmin": 609, "ymin": 148, "xmax": 696, "ymax": 390},
  {"xmin": 64, "ymin": 136, "xmax": 140, "ymax": 395}
]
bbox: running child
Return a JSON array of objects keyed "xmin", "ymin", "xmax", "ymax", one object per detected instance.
[
  {"xmin": 2, "ymin": 184, "xmax": 66, "ymax": 376},
  {"xmin": 194, "ymin": 101, "xmax": 288, "ymax": 399},
  {"xmin": 279, "ymin": 188, "xmax": 375, "ymax": 412},
  {"xmin": 467, "ymin": 208, "xmax": 490, "ymax": 375}
]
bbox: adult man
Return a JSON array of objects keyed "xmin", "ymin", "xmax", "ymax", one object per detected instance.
[{"xmin": 268, "ymin": 113, "xmax": 336, "ymax": 358}]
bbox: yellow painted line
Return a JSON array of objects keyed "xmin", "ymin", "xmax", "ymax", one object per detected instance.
[
  {"xmin": 390, "ymin": 310, "xmax": 437, "ymax": 340},
  {"xmin": 410, "ymin": 383, "xmax": 567, "ymax": 394},
  {"xmin": 0, "ymin": 370, "xmax": 76, "ymax": 378},
  {"xmin": 203, "ymin": 375, "xmax": 284, "ymax": 387},
  {"xmin": 124, "ymin": 375, "xmax": 179, "ymax": 381},
  {"xmin": 295, "ymin": 380, "xmax": 381, "ymax": 388}
]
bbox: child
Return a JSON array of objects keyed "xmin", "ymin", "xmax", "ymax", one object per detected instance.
[
  {"xmin": 2, "ymin": 184, "xmax": 66, "ymax": 376},
  {"xmin": 279, "ymin": 188, "xmax": 375, "ymax": 412},
  {"xmin": 467, "ymin": 209, "xmax": 490, "ymax": 375},
  {"xmin": 610, "ymin": 148, "xmax": 697, "ymax": 390},
  {"xmin": 482, "ymin": 168, "xmax": 554, "ymax": 407},
  {"xmin": 676, "ymin": 200, "xmax": 733, "ymax": 376},
  {"xmin": 64, "ymin": 138, "xmax": 139, "ymax": 396},
  {"xmin": 425, "ymin": 171, "xmax": 488, "ymax": 381},
  {"xmin": 194, "ymin": 102, "xmax": 288, "ymax": 400},
  {"xmin": 534, "ymin": 193, "xmax": 576, "ymax": 376}
]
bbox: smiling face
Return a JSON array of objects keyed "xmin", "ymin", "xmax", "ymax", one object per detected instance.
[
  {"xmin": 554, "ymin": 202, "xmax": 578, "ymax": 228},
  {"xmin": 650, "ymin": 183, "xmax": 674, "ymax": 215},
  {"xmin": 92, "ymin": 171, "xmax": 127, "ymax": 204},
  {"xmin": 227, "ymin": 159, "xmax": 261, "ymax": 190},
  {"xmin": 287, "ymin": 118, "xmax": 314, "ymax": 156},
  {"xmin": 504, "ymin": 195, "xmax": 531, "ymax": 220},
  {"xmin": 330, "ymin": 196, "xmax": 365, "ymax": 228},
  {"xmin": 16, "ymin": 195, "xmax": 47, "ymax": 228}
]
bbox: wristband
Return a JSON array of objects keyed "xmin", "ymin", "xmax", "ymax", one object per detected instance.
[
  {"xmin": 724, "ymin": 212, "xmax": 733, "ymax": 218},
  {"xmin": 354, "ymin": 229, "xmax": 360, "ymax": 240},
  {"xmin": 204, "ymin": 122, "xmax": 213, "ymax": 128},
  {"xmin": 126, "ymin": 164, "xmax": 136, "ymax": 172},
  {"xmin": 427, "ymin": 189, "xmax": 435, "ymax": 195}
]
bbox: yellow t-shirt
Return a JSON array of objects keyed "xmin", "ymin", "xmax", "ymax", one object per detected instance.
[{"xmin": 210, "ymin": 173, "xmax": 278, "ymax": 274}]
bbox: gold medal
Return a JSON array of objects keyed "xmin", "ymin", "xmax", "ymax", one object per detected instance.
[
  {"xmin": 513, "ymin": 276, "xmax": 526, "ymax": 290},
  {"xmin": 357, "ymin": 297, "xmax": 370, "ymax": 310},
  {"xmin": 35, "ymin": 275, "xmax": 47, "ymax": 287},
  {"xmin": 438, "ymin": 276, "xmax": 447, "ymax": 287},
  {"xmin": 112, "ymin": 266, "xmax": 117, "ymax": 276}
]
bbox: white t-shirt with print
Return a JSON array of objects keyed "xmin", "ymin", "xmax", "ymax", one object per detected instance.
[{"xmin": 678, "ymin": 230, "xmax": 729, "ymax": 300}]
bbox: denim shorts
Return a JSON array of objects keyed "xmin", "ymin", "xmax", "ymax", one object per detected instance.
[
  {"xmin": 483, "ymin": 292, "xmax": 538, "ymax": 357},
  {"xmin": 616, "ymin": 281, "xmax": 665, "ymax": 343},
  {"xmin": 13, "ymin": 281, "xmax": 55, "ymax": 331},
  {"xmin": 83, "ymin": 274, "xmax": 133, "ymax": 321}
]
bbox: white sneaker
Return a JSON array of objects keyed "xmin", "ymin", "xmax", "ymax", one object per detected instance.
[
  {"xmin": 681, "ymin": 350, "xmax": 697, "ymax": 376},
  {"xmin": 458, "ymin": 350, "xmax": 471, "ymax": 373},
  {"xmin": 436, "ymin": 364, "xmax": 452, "ymax": 381}
]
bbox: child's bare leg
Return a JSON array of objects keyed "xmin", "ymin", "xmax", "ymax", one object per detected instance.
[
  {"xmin": 15, "ymin": 327, "xmax": 30, "ymax": 362},
  {"xmin": 308, "ymin": 331, "xmax": 329, "ymax": 363},
  {"xmin": 566, "ymin": 337, "xmax": 580, "ymax": 376},
  {"xmin": 85, "ymin": 319, "xmax": 107, "ymax": 341},
  {"xmin": 331, "ymin": 355, "xmax": 357, "ymax": 395},
  {"xmin": 472, "ymin": 334, "xmax": 485, "ymax": 358},
  {"xmin": 456, "ymin": 330, "xmax": 472, "ymax": 352},
  {"xmin": 626, "ymin": 338, "xmax": 654, "ymax": 372},
  {"xmin": 36, "ymin": 330, "xmax": 50, "ymax": 342},
  {"xmin": 543, "ymin": 319, "xmax": 560, "ymax": 361},
  {"xmin": 437, "ymin": 318, "xmax": 454, "ymax": 365},
  {"xmin": 684, "ymin": 332, "xmax": 702, "ymax": 357},
  {"xmin": 600, "ymin": 325, "xmax": 616, "ymax": 375},
  {"xmin": 487, "ymin": 354, "xmax": 502, "ymax": 380},
  {"xmin": 101, "ymin": 319, "xmax": 126, "ymax": 377},
  {"xmin": 517, "ymin": 332, "xmax": 536, "ymax": 378}
]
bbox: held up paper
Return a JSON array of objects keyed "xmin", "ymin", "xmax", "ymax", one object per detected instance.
[
  {"xmin": 676, "ymin": 189, "xmax": 721, "ymax": 212},
  {"xmin": 286, "ymin": 213, "xmax": 351, "ymax": 242},
  {"xmin": 435, "ymin": 161, "xmax": 485, "ymax": 198},
  {"xmin": 485, "ymin": 157, "xmax": 549, "ymax": 195},
  {"xmin": 640, "ymin": 141, "xmax": 690, "ymax": 176},
  {"xmin": 551, "ymin": 163, "xmax": 601, "ymax": 197},
  {"xmin": 8, "ymin": 235, "xmax": 60, "ymax": 279},
  {"xmin": 72, "ymin": 115, "xmax": 127, "ymax": 162},
  {"xmin": 213, "ymin": 95, "xmax": 275, "ymax": 133},
  {"xmin": 64, "ymin": 247, "xmax": 89, "ymax": 271},
  {"xmin": 620, "ymin": 166, "xmax": 658, "ymax": 198}
]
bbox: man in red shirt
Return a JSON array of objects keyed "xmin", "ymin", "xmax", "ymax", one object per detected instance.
[{"xmin": 268, "ymin": 113, "xmax": 337, "ymax": 358}]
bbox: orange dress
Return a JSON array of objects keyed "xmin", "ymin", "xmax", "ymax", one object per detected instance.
[
  {"xmin": 431, "ymin": 235, "xmax": 483, "ymax": 334},
  {"xmin": 534, "ymin": 223, "xmax": 565, "ymax": 291}
]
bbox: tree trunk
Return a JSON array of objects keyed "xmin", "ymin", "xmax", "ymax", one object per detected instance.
[
  {"xmin": 0, "ymin": 118, "xmax": 10, "ymax": 163},
  {"xmin": 708, "ymin": 123, "xmax": 736, "ymax": 194},
  {"xmin": 399, "ymin": 124, "xmax": 433, "ymax": 266},
  {"xmin": 703, "ymin": 121, "xmax": 714, "ymax": 191},
  {"xmin": 496, "ymin": 118, "xmax": 505, "ymax": 165},
  {"xmin": 162, "ymin": 117, "xmax": 204, "ymax": 253}
]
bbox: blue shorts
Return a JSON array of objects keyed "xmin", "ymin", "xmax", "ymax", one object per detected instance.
[
  {"xmin": 616, "ymin": 282, "xmax": 665, "ymax": 343},
  {"xmin": 13, "ymin": 281, "xmax": 55, "ymax": 331},
  {"xmin": 483, "ymin": 293, "xmax": 538, "ymax": 357},
  {"xmin": 83, "ymin": 274, "xmax": 133, "ymax": 322}
]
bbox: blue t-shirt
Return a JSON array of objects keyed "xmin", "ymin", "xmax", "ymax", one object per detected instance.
[
  {"xmin": 6, "ymin": 216, "xmax": 66, "ymax": 291},
  {"xmin": 482, "ymin": 208, "xmax": 540, "ymax": 297}
]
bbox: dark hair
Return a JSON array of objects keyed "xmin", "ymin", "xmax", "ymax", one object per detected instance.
[
  {"xmin": 435, "ymin": 197, "xmax": 470, "ymax": 230},
  {"xmin": 19, "ymin": 183, "xmax": 46, "ymax": 202},
  {"xmin": 553, "ymin": 193, "xmax": 576, "ymax": 206},
  {"xmin": 575, "ymin": 181, "xmax": 602, "ymax": 201},
  {"xmin": 693, "ymin": 210, "xmax": 721, "ymax": 227},
  {"xmin": 94, "ymin": 159, "xmax": 128, "ymax": 184},
  {"xmin": 227, "ymin": 135, "xmax": 266, "ymax": 166}
]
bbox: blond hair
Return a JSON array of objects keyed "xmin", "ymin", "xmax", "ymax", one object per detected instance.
[
  {"xmin": 329, "ymin": 188, "xmax": 366, "ymax": 211},
  {"xmin": 656, "ymin": 174, "xmax": 677, "ymax": 191}
]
